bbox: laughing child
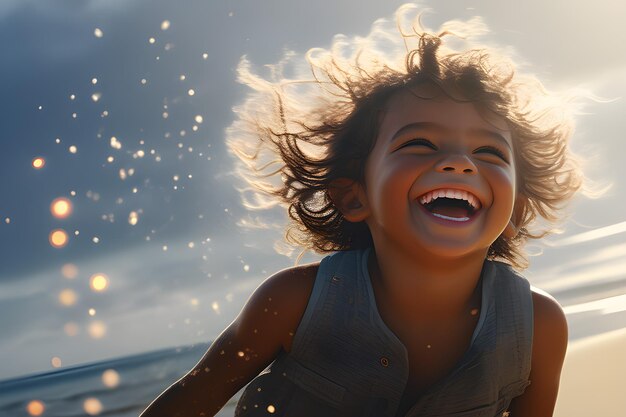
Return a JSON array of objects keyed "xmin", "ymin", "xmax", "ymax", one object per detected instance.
[{"xmin": 141, "ymin": 4, "xmax": 584, "ymax": 416}]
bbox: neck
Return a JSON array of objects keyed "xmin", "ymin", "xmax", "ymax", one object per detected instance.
[{"xmin": 367, "ymin": 244, "xmax": 487, "ymax": 320}]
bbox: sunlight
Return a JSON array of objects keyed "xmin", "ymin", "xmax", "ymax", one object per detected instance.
[{"xmin": 547, "ymin": 221, "xmax": 626, "ymax": 247}]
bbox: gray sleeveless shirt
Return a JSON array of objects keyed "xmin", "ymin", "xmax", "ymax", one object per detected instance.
[{"xmin": 234, "ymin": 249, "xmax": 533, "ymax": 417}]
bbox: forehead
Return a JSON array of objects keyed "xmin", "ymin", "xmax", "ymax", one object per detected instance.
[{"xmin": 378, "ymin": 86, "xmax": 512, "ymax": 143}]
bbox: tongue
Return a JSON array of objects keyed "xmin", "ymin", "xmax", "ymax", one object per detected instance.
[{"xmin": 430, "ymin": 204, "xmax": 470, "ymax": 219}]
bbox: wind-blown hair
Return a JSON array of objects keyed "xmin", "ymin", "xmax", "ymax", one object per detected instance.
[{"xmin": 227, "ymin": 4, "xmax": 584, "ymax": 269}]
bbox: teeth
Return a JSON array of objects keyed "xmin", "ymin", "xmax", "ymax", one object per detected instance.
[{"xmin": 418, "ymin": 188, "xmax": 481, "ymax": 210}]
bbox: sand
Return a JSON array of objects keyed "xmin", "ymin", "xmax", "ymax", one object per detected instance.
[{"xmin": 554, "ymin": 327, "xmax": 626, "ymax": 417}]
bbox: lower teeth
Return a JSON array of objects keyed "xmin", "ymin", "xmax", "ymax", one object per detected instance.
[{"xmin": 432, "ymin": 213, "xmax": 470, "ymax": 222}]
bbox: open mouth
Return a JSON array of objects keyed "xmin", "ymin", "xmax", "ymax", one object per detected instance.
[{"xmin": 418, "ymin": 189, "xmax": 482, "ymax": 222}]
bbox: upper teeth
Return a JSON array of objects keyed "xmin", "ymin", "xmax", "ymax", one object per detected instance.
[{"xmin": 419, "ymin": 189, "xmax": 481, "ymax": 210}]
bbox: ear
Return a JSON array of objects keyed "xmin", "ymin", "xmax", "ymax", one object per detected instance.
[
  {"xmin": 502, "ymin": 194, "xmax": 527, "ymax": 239},
  {"xmin": 328, "ymin": 178, "xmax": 370, "ymax": 223}
]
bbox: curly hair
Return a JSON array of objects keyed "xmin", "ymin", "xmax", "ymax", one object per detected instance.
[{"xmin": 227, "ymin": 4, "xmax": 584, "ymax": 269}]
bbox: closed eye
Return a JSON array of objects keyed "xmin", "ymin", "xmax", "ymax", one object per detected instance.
[
  {"xmin": 397, "ymin": 138, "xmax": 437, "ymax": 151},
  {"xmin": 474, "ymin": 146, "xmax": 509, "ymax": 163}
]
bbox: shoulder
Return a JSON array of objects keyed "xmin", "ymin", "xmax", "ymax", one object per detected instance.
[
  {"xmin": 507, "ymin": 287, "xmax": 568, "ymax": 416},
  {"xmin": 531, "ymin": 287, "xmax": 568, "ymax": 352},
  {"xmin": 237, "ymin": 261, "xmax": 320, "ymax": 353}
]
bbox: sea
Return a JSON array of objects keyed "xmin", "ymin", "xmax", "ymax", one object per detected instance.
[{"xmin": 0, "ymin": 343, "xmax": 240, "ymax": 417}]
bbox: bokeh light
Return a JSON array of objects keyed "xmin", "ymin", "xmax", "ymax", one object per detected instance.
[
  {"xmin": 211, "ymin": 301, "xmax": 220, "ymax": 315},
  {"xmin": 61, "ymin": 263, "xmax": 78, "ymax": 279},
  {"xmin": 50, "ymin": 197, "xmax": 72, "ymax": 219},
  {"xmin": 88, "ymin": 321, "xmax": 107, "ymax": 339},
  {"xmin": 160, "ymin": 20, "xmax": 170, "ymax": 30},
  {"xmin": 89, "ymin": 274, "xmax": 109, "ymax": 292},
  {"xmin": 93, "ymin": 28, "xmax": 103, "ymax": 38},
  {"xmin": 51, "ymin": 356, "xmax": 62, "ymax": 368},
  {"xmin": 128, "ymin": 211, "xmax": 138, "ymax": 226},
  {"xmin": 26, "ymin": 400, "xmax": 45, "ymax": 416},
  {"xmin": 31, "ymin": 157, "xmax": 45, "ymax": 169},
  {"xmin": 58, "ymin": 289, "xmax": 78, "ymax": 306},
  {"xmin": 83, "ymin": 397, "xmax": 103, "ymax": 415},
  {"xmin": 101, "ymin": 369, "xmax": 120, "ymax": 388},
  {"xmin": 49, "ymin": 229, "xmax": 69, "ymax": 248},
  {"xmin": 63, "ymin": 322, "xmax": 79, "ymax": 337}
]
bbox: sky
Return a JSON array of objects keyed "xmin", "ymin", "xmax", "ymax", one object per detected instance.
[{"xmin": 1, "ymin": 0, "xmax": 625, "ymax": 381}]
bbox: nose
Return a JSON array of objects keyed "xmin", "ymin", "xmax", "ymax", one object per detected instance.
[{"xmin": 435, "ymin": 154, "xmax": 477, "ymax": 174}]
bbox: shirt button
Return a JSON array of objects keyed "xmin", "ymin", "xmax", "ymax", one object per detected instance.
[{"xmin": 380, "ymin": 357, "xmax": 389, "ymax": 367}]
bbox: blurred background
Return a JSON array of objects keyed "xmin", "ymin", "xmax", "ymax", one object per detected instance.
[{"xmin": 0, "ymin": 0, "xmax": 624, "ymax": 416}]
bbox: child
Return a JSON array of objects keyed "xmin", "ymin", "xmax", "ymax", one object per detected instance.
[{"xmin": 141, "ymin": 4, "xmax": 584, "ymax": 417}]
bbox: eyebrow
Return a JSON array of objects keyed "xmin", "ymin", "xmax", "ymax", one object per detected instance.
[{"xmin": 391, "ymin": 122, "xmax": 512, "ymax": 151}]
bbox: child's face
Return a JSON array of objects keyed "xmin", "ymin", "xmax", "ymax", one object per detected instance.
[{"xmin": 360, "ymin": 86, "xmax": 517, "ymax": 260}]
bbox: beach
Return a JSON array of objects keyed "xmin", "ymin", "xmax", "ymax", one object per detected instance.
[{"xmin": 554, "ymin": 328, "xmax": 626, "ymax": 417}]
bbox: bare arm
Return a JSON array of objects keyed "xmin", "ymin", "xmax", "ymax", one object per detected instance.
[
  {"xmin": 506, "ymin": 289, "xmax": 568, "ymax": 417},
  {"xmin": 139, "ymin": 264, "xmax": 316, "ymax": 417}
]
